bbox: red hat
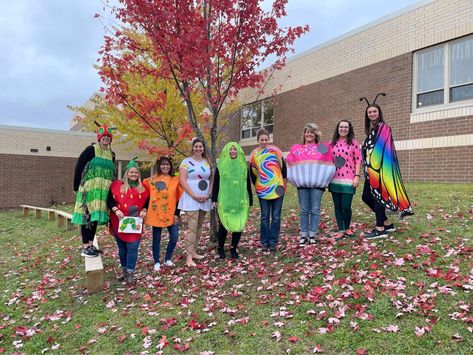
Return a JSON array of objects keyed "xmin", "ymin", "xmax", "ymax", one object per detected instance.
[{"xmin": 96, "ymin": 125, "xmax": 113, "ymax": 142}]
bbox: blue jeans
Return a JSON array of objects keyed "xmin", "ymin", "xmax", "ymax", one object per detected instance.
[
  {"xmin": 258, "ymin": 196, "xmax": 284, "ymax": 247},
  {"xmin": 113, "ymin": 235, "xmax": 141, "ymax": 272},
  {"xmin": 152, "ymin": 224, "xmax": 179, "ymax": 263},
  {"xmin": 297, "ymin": 188, "xmax": 324, "ymax": 235}
]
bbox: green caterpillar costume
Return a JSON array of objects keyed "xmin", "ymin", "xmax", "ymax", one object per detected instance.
[{"xmin": 217, "ymin": 142, "xmax": 250, "ymax": 232}]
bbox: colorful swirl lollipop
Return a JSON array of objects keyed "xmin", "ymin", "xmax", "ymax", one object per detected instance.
[{"xmin": 250, "ymin": 146, "xmax": 285, "ymax": 200}]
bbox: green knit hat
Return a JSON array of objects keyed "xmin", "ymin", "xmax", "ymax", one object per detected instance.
[{"xmin": 125, "ymin": 157, "xmax": 139, "ymax": 171}]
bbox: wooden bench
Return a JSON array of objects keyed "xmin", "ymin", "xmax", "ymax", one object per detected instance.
[
  {"xmin": 84, "ymin": 237, "xmax": 104, "ymax": 294},
  {"xmin": 21, "ymin": 204, "xmax": 104, "ymax": 294},
  {"xmin": 55, "ymin": 211, "xmax": 75, "ymax": 231},
  {"xmin": 21, "ymin": 205, "xmax": 55, "ymax": 220},
  {"xmin": 21, "ymin": 205, "xmax": 76, "ymax": 231}
]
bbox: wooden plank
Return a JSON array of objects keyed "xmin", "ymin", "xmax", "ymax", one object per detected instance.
[
  {"xmin": 48, "ymin": 210, "xmax": 55, "ymax": 221},
  {"xmin": 86, "ymin": 269, "xmax": 104, "ymax": 294},
  {"xmin": 57, "ymin": 215, "xmax": 65, "ymax": 228},
  {"xmin": 35, "ymin": 209, "xmax": 41, "ymax": 218},
  {"xmin": 85, "ymin": 236, "xmax": 104, "ymax": 294},
  {"xmin": 23, "ymin": 207, "xmax": 30, "ymax": 217},
  {"xmin": 66, "ymin": 219, "xmax": 75, "ymax": 231}
]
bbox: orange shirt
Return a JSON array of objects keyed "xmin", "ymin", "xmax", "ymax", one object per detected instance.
[{"xmin": 143, "ymin": 174, "xmax": 183, "ymax": 227}]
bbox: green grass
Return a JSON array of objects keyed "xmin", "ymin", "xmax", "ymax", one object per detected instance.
[{"xmin": 0, "ymin": 183, "xmax": 472, "ymax": 354}]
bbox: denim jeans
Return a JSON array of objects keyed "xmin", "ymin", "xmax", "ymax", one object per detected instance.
[
  {"xmin": 258, "ymin": 196, "xmax": 284, "ymax": 247},
  {"xmin": 297, "ymin": 187, "xmax": 324, "ymax": 235},
  {"xmin": 152, "ymin": 224, "xmax": 179, "ymax": 263},
  {"xmin": 113, "ymin": 235, "xmax": 141, "ymax": 272}
]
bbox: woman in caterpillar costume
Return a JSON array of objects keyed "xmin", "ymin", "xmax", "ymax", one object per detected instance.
[
  {"xmin": 360, "ymin": 93, "xmax": 414, "ymax": 239},
  {"xmin": 107, "ymin": 159, "xmax": 149, "ymax": 284},
  {"xmin": 72, "ymin": 124, "xmax": 116, "ymax": 258},
  {"xmin": 212, "ymin": 142, "xmax": 253, "ymax": 259},
  {"xmin": 250, "ymin": 128, "xmax": 287, "ymax": 252}
]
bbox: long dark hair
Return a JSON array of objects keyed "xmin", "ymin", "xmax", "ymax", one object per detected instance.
[
  {"xmin": 156, "ymin": 156, "xmax": 175, "ymax": 176},
  {"xmin": 331, "ymin": 120, "xmax": 355, "ymax": 146},
  {"xmin": 364, "ymin": 104, "xmax": 385, "ymax": 136}
]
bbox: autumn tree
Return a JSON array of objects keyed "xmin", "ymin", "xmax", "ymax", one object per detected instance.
[
  {"xmin": 100, "ymin": 0, "xmax": 309, "ymax": 166},
  {"xmin": 69, "ymin": 68, "xmax": 198, "ymax": 163}
]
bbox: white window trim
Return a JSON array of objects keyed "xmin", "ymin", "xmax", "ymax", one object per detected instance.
[
  {"xmin": 239, "ymin": 98, "xmax": 274, "ymax": 143},
  {"xmin": 412, "ymin": 35, "xmax": 473, "ymax": 121}
]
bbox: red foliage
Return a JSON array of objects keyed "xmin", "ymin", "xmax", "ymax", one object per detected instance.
[{"xmin": 100, "ymin": 0, "xmax": 308, "ymax": 163}]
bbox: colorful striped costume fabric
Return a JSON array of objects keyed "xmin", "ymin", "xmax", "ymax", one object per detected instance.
[
  {"xmin": 286, "ymin": 143, "xmax": 336, "ymax": 188},
  {"xmin": 363, "ymin": 122, "xmax": 412, "ymax": 212},
  {"xmin": 250, "ymin": 145, "xmax": 285, "ymax": 200},
  {"xmin": 72, "ymin": 145, "xmax": 115, "ymax": 225}
]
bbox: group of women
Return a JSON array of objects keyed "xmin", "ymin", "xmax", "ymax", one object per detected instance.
[{"xmin": 72, "ymin": 99, "xmax": 414, "ymax": 283}]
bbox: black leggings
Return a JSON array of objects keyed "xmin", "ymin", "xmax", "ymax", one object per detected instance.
[
  {"xmin": 81, "ymin": 222, "xmax": 98, "ymax": 244},
  {"xmin": 217, "ymin": 222, "xmax": 241, "ymax": 249},
  {"xmin": 362, "ymin": 182, "xmax": 387, "ymax": 228}
]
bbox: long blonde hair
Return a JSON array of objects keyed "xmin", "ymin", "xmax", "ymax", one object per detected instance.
[{"xmin": 120, "ymin": 167, "xmax": 146, "ymax": 193}]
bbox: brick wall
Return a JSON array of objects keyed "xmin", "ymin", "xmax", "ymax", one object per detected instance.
[
  {"xmin": 236, "ymin": 52, "xmax": 473, "ymax": 182},
  {"xmin": 0, "ymin": 154, "xmax": 145, "ymax": 209},
  {"xmin": 0, "ymin": 154, "xmax": 77, "ymax": 209}
]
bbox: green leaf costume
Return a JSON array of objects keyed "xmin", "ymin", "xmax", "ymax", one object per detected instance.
[
  {"xmin": 72, "ymin": 145, "xmax": 115, "ymax": 225},
  {"xmin": 217, "ymin": 142, "xmax": 249, "ymax": 232}
]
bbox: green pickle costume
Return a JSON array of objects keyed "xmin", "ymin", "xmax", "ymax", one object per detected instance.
[
  {"xmin": 72, "ymin": 144, "xmax": 115, "ymax": 225},
  {"xmin": 217, "ymin": 142, "xmax": 249, "ymax": 232}
]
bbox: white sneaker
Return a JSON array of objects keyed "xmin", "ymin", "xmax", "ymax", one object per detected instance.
[
  {"xmin": 164, "ymin": 260, "xmax": 174, "ymax": 267},
  {"xmin": 153, "ymin": 263, "xmax": 161, "ymax": 271}
]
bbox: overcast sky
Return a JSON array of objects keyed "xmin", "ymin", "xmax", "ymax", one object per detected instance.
[{"xmin": 0, "ymin": 0, "xmax": 421, "ymax": 130}]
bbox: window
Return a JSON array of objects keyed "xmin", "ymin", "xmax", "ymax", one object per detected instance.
[
  {"xmin": 240, "ymin": 98, "xmax": 273, "ymax": 139},
  {"xmin": 414, "ymin": 35, "xmax": 473, "ymax": 109}
]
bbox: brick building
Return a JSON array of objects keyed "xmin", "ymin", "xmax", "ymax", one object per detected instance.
[
  {"xmin": 228, "ymin": 0, "xmax": 473, "ymax": 183},
  {"xmin": 0, "ymin": 125, "xmax": 150, "ymax": 209}
]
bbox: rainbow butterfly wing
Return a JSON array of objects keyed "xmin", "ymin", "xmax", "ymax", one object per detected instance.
[{"xmin": 367, "ymin": 123, "xmax": 412, "ymax": 211}]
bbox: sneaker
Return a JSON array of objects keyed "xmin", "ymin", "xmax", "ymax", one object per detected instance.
[
  {"xmin": 164, "ymin": 260, "xmax": 174, "ymax": 267},
  {"xmin": 91, "ymin": 245, "xmax": 103, "ymax": 254},
  {"xmin": 81, "ymin": 246, "xmax": 99, "ymax": 258},
  {"xmin": 334, "ymin": 231, "xmax": 345, "ymax": 241},
  {"xmin": 384, "ymin": 224, "xmax": 396, "ymax": 233},
  {"xmin": 364, "ymin": 229, "xmax": 387, "ymax": 239},
  {"xmin": 262, "ymin": 245, "xmax": 270, "ymax": 252},
  {"xmin": 299, "ymin": 236, "xmax": 308, "ymax": 246},
  {"xmin": 309, "ymin": 237, "xmax": 317, "ymax": 245},
  {"xmin": 230, "ymin": 248, "xmax": 239, "ymax": 259},
  {"xmin": 400, "ymin": 208, "xmax": 415, "ymax": 219},
  {"xmin": 127, "ymin": 271, "xmax": 135, "ymax": 284},
  {"xmin": 153, "ymin": 263, "xmax": 161, "ymax": 272},
  {"xmin": 217, "ymin": 247, "xmax": 226, "ymax": 259},
  {"xmin": 117, "ymin": 268, "xmax": 127, "ymax": 282},
  {"xmin": 269, "ymin": 245, "xmax": 277, "ymax": 252},
  {"xmin": 344, "ymin": 229, "xmax": 355, "ymax": 237}
]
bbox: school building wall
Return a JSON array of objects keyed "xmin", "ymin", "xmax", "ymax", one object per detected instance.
[
  {"xmin": 232, "ymin": 0, "xmax": 473, "ymax": 183},
  {"xmin": 0, "ymin": 125, "xmax": 148, "ymax": 209}
]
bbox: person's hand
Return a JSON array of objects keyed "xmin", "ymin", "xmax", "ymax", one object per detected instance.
[
  {"xmin": 115, "ymin": 210, "xmax": 125, "ymax": 220},
  {"xmin": 212, "ymin": 202, "xmax": 218, "ymax": 209},
  {"xmin": 353, "ymin": 176, "xmax": 360, "ymax": 188},
  {"xmin": 139, "ymin": 209, "xmax": 147, "ymax": 219}
]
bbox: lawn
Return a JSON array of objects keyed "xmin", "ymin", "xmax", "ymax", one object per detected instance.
[{"xmin": 0, "ymin": 183, "xmax": 472, "ymax": 354}]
